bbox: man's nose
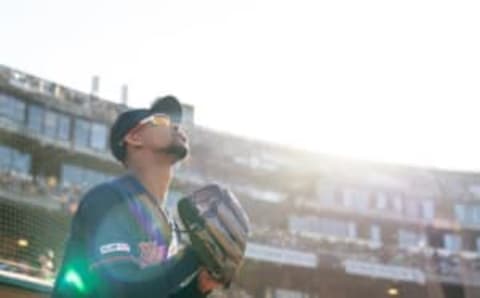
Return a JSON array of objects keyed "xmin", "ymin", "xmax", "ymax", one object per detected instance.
[{"xmin": 172, "ymin": 124, "xmax": 187, "ymax": 134}]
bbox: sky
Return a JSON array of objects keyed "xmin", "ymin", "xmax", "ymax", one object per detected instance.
[{"xmin": 1, "ymin": 0, "xmax": 480, "ymax": 171}]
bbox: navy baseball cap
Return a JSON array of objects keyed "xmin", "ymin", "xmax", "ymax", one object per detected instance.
[{"xmin": 109, "ymin": 95, "xmax": 183, "ymax": 162}]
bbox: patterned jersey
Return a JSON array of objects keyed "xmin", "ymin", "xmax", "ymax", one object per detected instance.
[{"xmin": 52, "ymin": 174, "xmax": 205, "ymax": 298}]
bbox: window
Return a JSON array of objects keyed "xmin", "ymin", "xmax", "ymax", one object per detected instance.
[
  {"xmin": 0, "ymin": 145, "xmax": 31, "ymax": 175},
  {"xmin": 342, "ymin": 189, "xmax": 353, "ymax": 208},
  {"xmin": 11, "ymin": 150, "xmax": 31, "ymax": 174},
  {"xmin": 74, "ymin": 118, "xmax": 90, "ymax": 148},
  {"xmin": 12, "ymin": 97, "xmax": 26, "ymax": 123},
  {"xmin": 444, "ymin": 233, "xmax": 462, "ymax": 252},
  {"xmin": 376, "ymin": 192, "xmax": 387, "ymax": 209},
  {"xmin": 455, "ymin": 204, "xmax": 480, "ymax": 225},
  {"xmin": 352, "ymin": 190, "xmax": 369, "ymax": 212},
  {"xmin": 474, "ymin": 206, "xmax": 480, "ymax": 225},
  {"xmin": 370, "ymin": 225, "xmax": 381, "ymax": 244},
  {"xmin": 398, "ymin": 229, "xmax": 425, "ymax": 248},
  {"xmin": 57, "ymin": 114, "xmax": 70, "ymax": 141},
  {"xmin": 182, "ymin": 105, "xmax": 194, "ymax": 125},
  {"xmin": 393, "ymin": 195, "xmax": 403, "ymax": 213},
  {"xmin": 454, "ymin": 204, "xmax": 466, "ymax": 222},
  {"xmin": 44, "ymin": 110, "xmax": 58, "ymax": 139},
  {"xmin": 27, "ymin": 104, "xmax": 44, "ymax": 133},
  {"xmin": 0, "ymin": 145, "xmax": 12, "ymax": 171},
  {"xmin": 61, "ymin": 164, "xmax": 81, "ymax": 187},
  {"xmin": 0, "ymin": 93, "xmax": 12, "ymax": 118},
  {"xmin": 61, "ymin": 164, "xmax": 112, "ymax": 189},
  {"xmin": 289, "ymin": 216, "xmax": 356, "ymax": 239},
  {"xmin": 348, "ymin": 222, "xmax": 357, "ymax": 238},
  {"xmin": 90, "ymin": 122, "xmax": 107, "ymax": 150},
  {"xmin": 421, "ymin": 200, "xmax": 435, "ymax": 220},
  {"xmin": 405, "ymin": 200, "xmax": 419, "ymax": 219},
  {"xmin": 0, "ymin": 93, "xmax": 8, "ymax": 116},
  {"xmin": 0, "ymin": 94, "xmax": 26, "ymax": 123},
  {"xmin": 320, "ymin": 189, "xmax": 336, "ymax": 205},
  {"xmin": 83, "ymin": 169, "xmax": 109, "ymax": 188}
]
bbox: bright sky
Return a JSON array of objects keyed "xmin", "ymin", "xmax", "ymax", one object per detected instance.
[{"xmin": 1, "ymin": 0, "xmax": 480, "ymax": 171}]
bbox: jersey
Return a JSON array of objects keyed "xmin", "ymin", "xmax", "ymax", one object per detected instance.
[{"xmin": 52, "ymin": 174, "xmax": 206, "ymax": 298}]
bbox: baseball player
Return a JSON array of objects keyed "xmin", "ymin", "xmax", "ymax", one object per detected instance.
[{"xmin": 52, "ymin": 96, "xmax": 222, "ymax": 297}]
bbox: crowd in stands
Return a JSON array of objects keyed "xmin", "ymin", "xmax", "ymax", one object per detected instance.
[
  {"xmin": 3, "ymin": 165, "xmax": 480, "ymax": 284},
  {"xmin": 0, "ymin": 249, "xmax": 55, "ymax": 281},
  {"xmin": 249, "ymin": 225, "xmax": 480, "ymax": 283},
  {"xmin": 0, "ymin": 170, "xmax": 83, "ymax": 214},
  {"xmin": 0, "ymin": 171, "xmax": 38, "ymax": 197}
]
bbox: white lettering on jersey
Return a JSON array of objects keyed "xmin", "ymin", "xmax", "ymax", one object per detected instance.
[{"xmin": 99, "ymin": 243, "xmax": 131, "ymax": 255}]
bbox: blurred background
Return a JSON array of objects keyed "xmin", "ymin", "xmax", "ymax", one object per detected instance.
[{"xmin": 1, "ymin": 1, "xmax": 480, "ymax": 297}]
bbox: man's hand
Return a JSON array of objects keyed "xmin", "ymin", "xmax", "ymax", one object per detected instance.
[{"xmin": 197, "ymin": 268, "xmax": 223, "ymax": 295}]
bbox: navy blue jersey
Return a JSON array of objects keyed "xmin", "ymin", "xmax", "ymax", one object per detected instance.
[{"xmin": 52, "ymin": 174, "xmax": 205, "ymax": 298}]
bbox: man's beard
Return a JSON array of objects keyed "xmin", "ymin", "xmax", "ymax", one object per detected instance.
[{"xmin": 161, "ymin": 143, "xmax": 189, "ymax": 162}]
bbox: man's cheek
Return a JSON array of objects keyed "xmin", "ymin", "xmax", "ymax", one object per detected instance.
[{"xmin": 156, "ymin": 131, "xmax": 172, "ymax": 146}]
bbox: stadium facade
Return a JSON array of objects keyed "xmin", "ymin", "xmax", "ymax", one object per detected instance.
[{"xmin": 0, "ymin": 65, "xmax": 479, "ymax": 297}]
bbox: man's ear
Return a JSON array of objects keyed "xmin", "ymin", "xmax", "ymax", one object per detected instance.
[{"xmin": 123, "ymin": 130, "xmax": 143, "ymax": 148}]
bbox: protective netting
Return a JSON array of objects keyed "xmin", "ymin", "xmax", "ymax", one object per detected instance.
[{"xmin": 0, "ymin": 198, "xmax": 70, "ymax": 282}]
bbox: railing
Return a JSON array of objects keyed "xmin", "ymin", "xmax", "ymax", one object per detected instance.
[
  {"xmin": 250, "ymin": 228, "xmax": 480, "ymax": 287},
  {"xmin": 0, "ymin": 259, "xmax": 53, "ymax": 294}
]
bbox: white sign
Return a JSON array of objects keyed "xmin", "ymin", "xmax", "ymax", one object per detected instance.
[
  {"xmin": 245, "ymin": 242, "xmax": 317, "ymax": 268},
  {"xmin": 344, "ymin": 260, "xmax": 426, "ymax": 284}
]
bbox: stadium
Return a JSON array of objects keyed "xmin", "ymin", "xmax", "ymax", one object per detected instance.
[{"xmin": 0, "ymin": 64, "xmax": 480, "ymax": 298}]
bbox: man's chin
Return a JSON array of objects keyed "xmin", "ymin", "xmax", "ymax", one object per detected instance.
[{"xmin": 163, "ymin": 144, "xmax": 189, "ymax": 163}]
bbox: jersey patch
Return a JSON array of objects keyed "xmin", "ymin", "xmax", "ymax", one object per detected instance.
[
  {"xmin": 99, "ymin": 242, "xmax": 131, "ymax": 255},
  {"xmin": 138, "ymin": 241, "xmax": 168, "ymax": 267}
]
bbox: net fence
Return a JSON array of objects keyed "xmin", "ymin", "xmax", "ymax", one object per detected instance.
[{"xmin": 0, "ymin": 198, "xmax": 70, "ymax": 283}]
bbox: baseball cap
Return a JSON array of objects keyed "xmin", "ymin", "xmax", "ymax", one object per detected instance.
[{"xmin": 109, "ymin": 95, "xmax": 183, "ymax": 162}]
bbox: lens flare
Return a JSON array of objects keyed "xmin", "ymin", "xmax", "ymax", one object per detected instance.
[{"xmin": 65, "ymin": 269, "xmax": 86, "ymax": 293}]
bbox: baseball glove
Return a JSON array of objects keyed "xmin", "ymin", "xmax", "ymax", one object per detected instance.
[{"xmin": 177, "ymin": 184, "xmax": 250, "ymax": 287}]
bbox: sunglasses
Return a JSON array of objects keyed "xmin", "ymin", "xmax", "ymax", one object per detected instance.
[
  {"xmin": 119, "ymin": 114, "xmax": 172, "ymax": 147},
  {"xmin": 138, "ymin": 113, "xmax": 171, "ymax": 127}
]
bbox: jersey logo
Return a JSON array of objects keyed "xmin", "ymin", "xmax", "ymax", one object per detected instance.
[
  {"xmin": 99, "ymin": 242, "xmax": 131, "ymax": 255},
  {"xmin": 138, "ymin": 241, "xmax": 168, "ymax": 267}
]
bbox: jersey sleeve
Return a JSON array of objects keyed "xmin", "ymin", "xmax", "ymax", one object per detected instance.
[{"xmin": 76, "ymin": 183, "xmax": 204, "ymax": 297}]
